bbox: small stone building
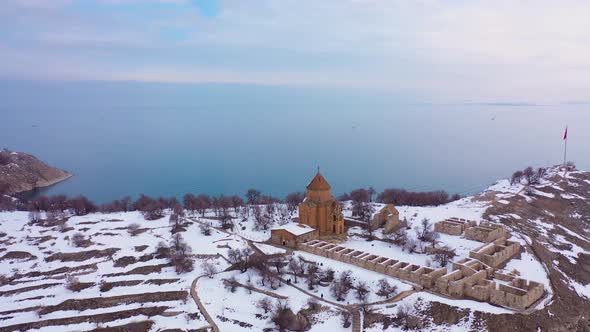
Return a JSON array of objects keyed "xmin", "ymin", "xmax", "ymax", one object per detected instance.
[
  {"xmin": 370, "ymin": 204, "xmax": 401, "ymax": 233},
  {"xmin": 465, "ymin": 222, "xmax": 508, "ymax": 243},
  {"xmin": 270, "ymin": 223, "xmax": 319, "ymax": 248},
  {"xmin": 298, "ymin": 171, "xmax": 345, "ymax": 236}
]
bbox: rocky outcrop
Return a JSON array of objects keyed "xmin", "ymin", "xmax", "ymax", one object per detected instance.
[{"xmin": 0, "ymin": 150, "xmax": 71, "ymax": 194}]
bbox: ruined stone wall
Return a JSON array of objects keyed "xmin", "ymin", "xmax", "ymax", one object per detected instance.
[
  {"xmin": 465, "ymin": 223, "xmax": 508, "ymax": 243},
  {"xmin": 434, "ymin": 220, "xmax": 465, "ymax": 235},
  {"xmin": 469, "ymin": 240, "xmax": 521, "ymax": 268},
  {"xmin": 296, "ymin": 240, "xmax": 543, "ymax": 311}
]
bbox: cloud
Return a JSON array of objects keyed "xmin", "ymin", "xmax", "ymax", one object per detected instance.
[{"xmin": 1, "ymin": 0, "xmax": 589, "ymax": 103}]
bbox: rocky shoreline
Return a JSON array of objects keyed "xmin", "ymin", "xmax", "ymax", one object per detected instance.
[{"xmin": 0, "ymin": 150, "xmax": 72, "ymax": 194}]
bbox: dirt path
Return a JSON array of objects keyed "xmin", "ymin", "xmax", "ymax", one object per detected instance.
[{"xmin": 191, "ymin": 275, "xmax": 220, "ymax": 332}]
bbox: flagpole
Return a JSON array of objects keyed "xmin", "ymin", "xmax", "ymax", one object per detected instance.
[
  {"xmin": 563, "ymin": 126, "xmax": 568, "ymax": 167},
  {"xmin": 563, "ymin": 136, "xmax": 568, "ymax": 166}
]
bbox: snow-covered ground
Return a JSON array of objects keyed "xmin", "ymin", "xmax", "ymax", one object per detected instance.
[{"xmin": 0, "ymin": 211, "xmax": 242, "ymax": 331}]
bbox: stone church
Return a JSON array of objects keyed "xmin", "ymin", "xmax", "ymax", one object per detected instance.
[{"xmin": 298, "ymin": 171, "xmax": 345, "ymax": 236}]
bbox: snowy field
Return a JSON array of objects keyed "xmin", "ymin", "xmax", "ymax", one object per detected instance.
[{"xmin": 0, "ymin": 211, "xmax": 243, "ymax": 331}]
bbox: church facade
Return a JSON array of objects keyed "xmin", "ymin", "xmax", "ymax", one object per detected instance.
[{"xmin": 298, "ymin": 171, "xmax": 345, "ymax": 236}]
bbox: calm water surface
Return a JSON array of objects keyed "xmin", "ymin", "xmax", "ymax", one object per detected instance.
[{"xmin": 1, "ymin": 81, "xmax": 588, "ymax": 203}]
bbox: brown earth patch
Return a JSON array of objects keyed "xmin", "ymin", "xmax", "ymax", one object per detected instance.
[
  {"xmin": 16, "ymin": 262, "xmax": 98, "ymax": 279},
  {"xmin": 78, "ymin": 221, "xmax": 100, "ymax": 225},
  {"xmin": 0, "ymin": 283, "xmax": 60, "ymax": 297},
  {"xmin": 68, "ymin": 281, "xmax": 95, "ymax": 292},
  {"xmin": 0, "ymin": 306, "xmax": 169, "ymax": 332},
  {"xmin": 28, "ymin": 235, "xmax": 56, "ymax": 244},
  {"xmin": 88, "ymin": 320, "xmax": 154, "ymax": 332},
  {"xmin": 94, "ymin": 232, "xmax": 118, "ymax": 236},
  {"xmin": 39, "ymin": 291, "xmax": 187, "ymax": 315},
  {"xmin": 105, "ymin": 263, "xmax": 173, "ymax": 277},
  {"xmin": 135, "ymin": 245, "xmax": 149, "ymax": 252},
  {"xmin": 144, "ymin": 278, "xmax": 180, "ymax": 286},
  {"xmin": 0, "ymin": 251, "xmax": 36, "ymax": 261},
  {"xmin": 100, "ymin": 280, "xmax": 142, "ymax": 292},
  {"xmin": 45, "ymin": 248, "xmax": 119, "ymax": 262},
  {"xmin": 138, "ymin": 254, "xmax": 154, "ymax": 262},
  {"xmin": 16, "ymin": 295, "xmax": 47, "ymax": 302},
  {"xmin": 113, "ymin": 256, "xmax": 137, "ymax": 268}
]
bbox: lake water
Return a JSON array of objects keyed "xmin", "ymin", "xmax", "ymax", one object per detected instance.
[{"xmin": 1, "ymin": 80, "xmax": 589, "ymax": 203}]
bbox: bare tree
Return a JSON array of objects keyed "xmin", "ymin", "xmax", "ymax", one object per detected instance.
[
  {"xmin": 230, "ymin": 195, "xmax": 244, "ymax": 214},
  {"xmin": 196, "ymin": 195, "xmax": 211, "ymax": 217},
  {"xmin": 272, "ymin": 300, "xmax": 294, "ymax": 332},
  {"xmin": 511, "ymin": 170, "xmax": 524, "ymax": 185},
  {"xmin": 522, "ymin": 166, "xmax": 535, "ymax": 184},
  {"xmin": 28, "ymin": 210, "xmax": 42, "ymax": 223},
  {"xmin": 354, "ymin": 281, "xmax": 370, "ymax": 303},
  {"xmin": 285, "ymin": 192, "xmax": 304, "ymax": 212},
  {"xmin": 433, "ymin": 245, "xmax": 456, "ymax": 267},
  {"xmin": 69, "ymin": 196, "xmax": 97, "ymax": 216},
  {"xmin": 169, "ymin": 234, "xmax": 194, "ymax": 273},
  {"xmin": 223, "ymin": 277, "xmax": 238, "ymax": 293},
  {"xmin": 246, "ymin": 189, "xmax": 262, "ymax": 205},
  {"xmin": 277, "ymin": 205, "xmax": 291, "ymax": 225},
  {"xmin": 415, "ymin": 218, "xmax": 437, "ymax": 244},
  {"xmin": 306, "ymin": 264, "xmax": 320, "ymax": 290},
  {"xmin": 201, "ymin": 261, "xmax": 217, "ymax": 278},
  {"xmin": 253, "ymin": 205, "xmax": 272, "ymax": 230},
  {"xmin": 228, "ymin": 248, "xmax": 253, "ymax": 273},
  {"xmin": 376, "ymin": 278, "xmax": 398, "ymax": 299},
  {"xmin": 330, "ymin": 270, "xmax": 353, "ymax": 301},
  {"xmin": 256, "ymin": 297, "xmax": 273, "ymax": 314},
  {"xmin": 368, "ymin": 187, "xmax": 376, "ymax": 202}
]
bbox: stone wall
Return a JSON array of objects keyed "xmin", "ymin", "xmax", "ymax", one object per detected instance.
[
  {"xmin": 489, "ymin": 278, "xmax": 545, "ymax": 310},
  {"xmin": 296, "ymin": 240, "xmax": 543, "ymax": 311},
  {"xmin": 270, "ymin": 229, "xmax": 318, "ymax": 248},
  {"xmin": 469, "ymin": 238, "xmax": 521, "ymax": 268},
  {"xmin": 465, "ymin": 222, "xmax": 508, "ymax": 243},
  {"xmin": 434, "ymin": 218, "xmax": 474, "ymax": 236}
]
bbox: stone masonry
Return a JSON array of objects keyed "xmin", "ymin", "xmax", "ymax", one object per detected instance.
[
  {"xmin": 434, "ymin": 218, "xmax": 475, "ymax": 236},
  {"xmin": 296, "ymin": 237, "xmax": 544, "ymax": 311},
  {"xmin": 465, "ymin": 222, "xmax": 508, "ymax": 243},
  {"xmin": 469, "ymin": 237, "xmax": 522, "ymax": 268}
]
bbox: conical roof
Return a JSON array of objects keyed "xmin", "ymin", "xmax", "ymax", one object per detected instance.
[{"xmin": 306, "ymin": 171, "xmax": 331, "ymax": 191}]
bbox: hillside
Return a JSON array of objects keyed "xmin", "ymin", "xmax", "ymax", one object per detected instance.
[
  {"xmin": 0, "ymin": 150, "xmax": 71, "ymax": 194},
  {"xmin": 0, "ymin": 166, "xmax": 588, "ymax": 331}
]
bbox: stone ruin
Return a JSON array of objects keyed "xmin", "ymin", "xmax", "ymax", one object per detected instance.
[
  {"xmin": 469, "ymin": 237, "xmax": 522, "ymax": 268},
  {"xmin": 434, "ymin": 217, "xmax": 475, "ymax": 236},
  {"xmin": 434, "ymin": 218, "xmax": 508, "ymax": 243},
  {"xmin": 464, "ymin": 222, "xmax": 508, "ymax": 243},
  {"xmin": 296, "ymin": 237, "xmax": 544, "ymax": 311}
]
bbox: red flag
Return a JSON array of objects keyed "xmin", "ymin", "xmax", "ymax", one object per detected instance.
[{"xmin": 563, "ymin": 126, "xmax": 568, "ymax": 140}]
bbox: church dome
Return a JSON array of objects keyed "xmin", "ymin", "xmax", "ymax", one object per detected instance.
[{"xmin": 306, "ymin": 171, "xmax": 331, "ymax": 191}]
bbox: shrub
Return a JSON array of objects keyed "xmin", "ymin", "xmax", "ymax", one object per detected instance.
[
  {"xmin": 65, "ymin": 275, "xmax": 89, "ymax": 292},
  {"xmin": 99, "ymin": 280, "xmax": 114, "ymax": 292},
  {"xmin": 71, "ymin": 232, "xmax": 86, "ymax": 247},
  {"xmin": 128, "ymin": 223, "xmax": 142, "ymax": 236},
  {"xmin": 199, "ymin": 222, "xmax": 212, "ymax": 236},
  {"xmin": 376, "ymin": 188, "xmax": 452, "ymax": 206}
]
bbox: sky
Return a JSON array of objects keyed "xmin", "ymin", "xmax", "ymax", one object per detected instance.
[{"xmin": 1, "ymin": 0, "xmax": 590, "ymax": 103}]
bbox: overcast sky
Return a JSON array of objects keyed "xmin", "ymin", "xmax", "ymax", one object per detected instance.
[{"xmin": 1, "ymin": 0, "xmax": 589, "ymax": 103}]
